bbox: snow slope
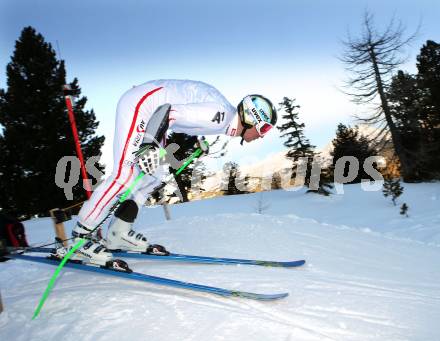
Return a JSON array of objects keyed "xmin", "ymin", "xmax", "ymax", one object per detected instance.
[{"xmin": 1, "ymin": 183, "xmax": 440, "ymax": 340}]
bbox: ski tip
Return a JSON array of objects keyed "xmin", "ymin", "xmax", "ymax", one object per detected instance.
[
  {"xmin": 283, "ymin": 259, "xmax": 306, "ymax": 267},
  {"xmin": 261, "ymin": 292, "xmax": 289, "ymax": 301},
  {"xmin": 231, "ymin": 291, "xmax": 289, "ymax": 301},
  {"xmin": 254, "ymin": 259, "xmax": 306, "ymax": 267}
]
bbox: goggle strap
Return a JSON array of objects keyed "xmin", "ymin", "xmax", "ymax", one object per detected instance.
[{"xmin": 240, "ymin": 127, "xmax": 247, "ymax": 145}]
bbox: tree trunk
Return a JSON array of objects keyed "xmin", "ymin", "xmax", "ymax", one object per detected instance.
[{"xmin": 369, "ymin": 49, "xmax": 417, "ymax": 181}]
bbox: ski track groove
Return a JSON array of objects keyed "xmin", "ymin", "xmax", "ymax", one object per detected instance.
[
  {"xmin": 116, "ymin": 283, "xmax": 344, "ymax": 340},
  {"xmin": 3, "ymin": 185, "xmax": 440, "ymax": 340},
  {"xmin": 10, "ymin": 269, "xmax": 423, "ymax": 340},
  {"xmin": 300, "ymin": 306, "xmax": 409, "ymax": 329},
  {"xmin": 156, "ymin": 287, "xmax": 355, "ymax": 340},
  {"xmin": 3, "ymin": 255, "xmax": 437, "ymax": 341},
  {"xmin": 308, "ymin": 276, "xmax": 440, "ymax": 302}
]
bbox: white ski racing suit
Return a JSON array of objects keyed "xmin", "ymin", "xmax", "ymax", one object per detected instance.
[{"xmin": 78, "ymin": 79, "xmax": 238, "ymax": 229}]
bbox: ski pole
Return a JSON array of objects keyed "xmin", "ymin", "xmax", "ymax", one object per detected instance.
[
  {"xmin": 19, "ymin": 139, "xmax": 210, "ymax": 251},
  {"xmin": 120, "ymin": 139, "xmax": 209, "ymax": 203},
  {"xmin": 32, "ymin": 238, "xmax": 86, "ymax": 320}
]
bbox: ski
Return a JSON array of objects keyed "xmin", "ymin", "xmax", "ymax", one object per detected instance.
[
  {"xmin": 8, "ymin": 254, "xmax": 289, "ymax": 301},
  {"xmin": 17, "ymin": 247, "xmax": 306, "ymax": 268},
  {"xmin": 112, "ymin": 251, "xmax": 306, "ymax": 268}
]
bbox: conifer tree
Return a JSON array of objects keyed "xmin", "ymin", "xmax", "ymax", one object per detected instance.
[
  {"xmin": 0, "ymin": 27, "xmax": 104, "ymax": 217},
  {"xmin": 382, "ymin": 178, "xmax": 404, "ymax": 206},
  {"xmin": 277, "ymin": 97, "xmax": 314, "ymax": 186},
  {"xmin": 387, "ymin": 71, "xmax": 425, "ymax": 179},
  {"xmin": 311, "ymin": 165, "xmax": 333, "ymax": 196},
  {"xmin": 400, "ymin": 203, "xmax": 409, "ymax": 217},
  {"xmin": 222, "ymin": 161, "xmax": 249, "ymax": 195},
  {"xmin": 278, "ymin": 97, "xmax": 332, "ymax": 195},
  {"xmin": 330, "ymin": 124, "xmax": 377, "ymax": 184},
  {"xmin": 387, "ymin": 40, "xmax": 440, "ymax": 180},
  {"xmin": 416, "ymin": 40, "xmax": 440, "ymax": 178},
  {"xmin": 417, "ymin": 40, "xmax": 440, "ymax": 115},
  {"xmin": 271, "ymin": 172, "xmax": 282, "ymax": 190}
]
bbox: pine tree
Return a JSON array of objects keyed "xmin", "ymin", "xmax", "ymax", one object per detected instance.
[
  {"xmin": 387, "ymin": 71, "xmax": 425, "ymax": 179},
  {"xmin": 417, "ymin": 40, "xmax": 440, "ymax": 115},
  {"xmin": 382, "ymin": 178, "xmax": 404, "ymax": 206},
  {"xmin": 416, "ymin": 40, "xmax": 440, "ymax": 178},
  {"xmin": 165, "ymin": 132, "xmax": 198, "ymax": 202},
  {"xmin": 311, "ymin": 165, "xmax": 333, "ymax": 196},
  {"xmin": 223, "ymin": 161, "xmax": 238, "ymax": 195},
  {"xmin": 0, "ymin": 27, "xmax": 104, "ymax": 218},
  {"xmin": 222, "ymin": 161, "xmax": 249, "ymax": 195},
  {"xmin": 330, "ymin": 124, "xmax": 377, "ymax": 184},
  {"xmin": 387, "ymin": 40, "xmax": 440, "ymax": 180},
  {"xmin": 278, "ymin": 98, "xmax": 314, "ymax": 163},
  {"xmin": 277, "ymin": 97, "xmax": 314, "ymax": 184},
  {"xmin": 400, "ymin": 203, "xmax": 409, "ymax": 217},
  {"xmin": 271, "ymin": 172, "xmax": 282, "ymax": 190},
  {"xmin": 278, "ymin": 97, "xmax": 332, "ymax": 195}
]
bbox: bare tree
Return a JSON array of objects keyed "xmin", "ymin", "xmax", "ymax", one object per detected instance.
[
  {"xmin": 255, "ymin": 192, "xmax": 270, "ymax": 214},
  {"xmin": 340, "ymin": 11, "xmax": 418, "ymax": 181}
]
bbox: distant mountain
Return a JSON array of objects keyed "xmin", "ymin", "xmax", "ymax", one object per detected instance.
[{"xmin": 194, "ymin": 124, "xmax": 393, "ymax": 196}]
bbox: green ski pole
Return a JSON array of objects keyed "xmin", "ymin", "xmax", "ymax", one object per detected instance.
[{"xmin": 32, "ymin": 238, "xmax": 86, "ymax": 320}]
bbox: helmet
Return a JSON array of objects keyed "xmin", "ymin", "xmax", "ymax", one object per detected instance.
[{"xmin": 237, "ymin": 94, "xmax": 277, "ymax": 139}]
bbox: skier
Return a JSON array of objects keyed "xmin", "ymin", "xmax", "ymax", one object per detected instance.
[{"xmin": 70, "ymin": 79, "xmax": 277, "ymax": 268}]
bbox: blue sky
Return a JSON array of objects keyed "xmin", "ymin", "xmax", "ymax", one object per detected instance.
[{"xmin": 1, "ymin": 0, "xmax": 439, "ymax": 174}]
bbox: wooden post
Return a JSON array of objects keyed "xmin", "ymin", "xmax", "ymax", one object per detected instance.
[
  {"xmin": 0, "ymin": 290, "xmax": 3, "ymax": 314},
  {"xmin": 49, "ymin": 208, "xmax": 68, "ymax": 247}
]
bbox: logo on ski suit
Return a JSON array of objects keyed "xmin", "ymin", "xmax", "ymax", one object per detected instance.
[{"xmin": 133, "ymin": 120, "xmax": 146, "ymax": 148}]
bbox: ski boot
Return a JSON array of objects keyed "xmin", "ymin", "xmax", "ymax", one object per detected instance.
[
  {"xmin": 106, "ymin": 200, "xmax": 169, "ymax": 256},
  {"xmin": 67, "ymin": 222, "xmax": 132, "ymax": 272}
]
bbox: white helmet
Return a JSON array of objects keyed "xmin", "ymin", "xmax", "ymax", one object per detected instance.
[{"xmin": 237, "ymin": 94, "xmax": 277, "ymax": 143}]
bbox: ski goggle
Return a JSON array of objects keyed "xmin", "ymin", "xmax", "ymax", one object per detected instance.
[
  {"xmin": 242, "ymin": 96, "xmax": 274, "ymax": 136},
  {"xmin": 256, "ymin": 121, "xmax": 273, "ymax": 136}
]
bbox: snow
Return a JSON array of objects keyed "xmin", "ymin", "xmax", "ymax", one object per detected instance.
[{"xmin": 1, "ymin": 182, "xmax": 440, "ymax": 340}]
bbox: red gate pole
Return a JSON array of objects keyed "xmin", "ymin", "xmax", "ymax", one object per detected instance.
[{"xmin": 63, "ymin": 85, "xmax": 92, "ymax": 199}]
